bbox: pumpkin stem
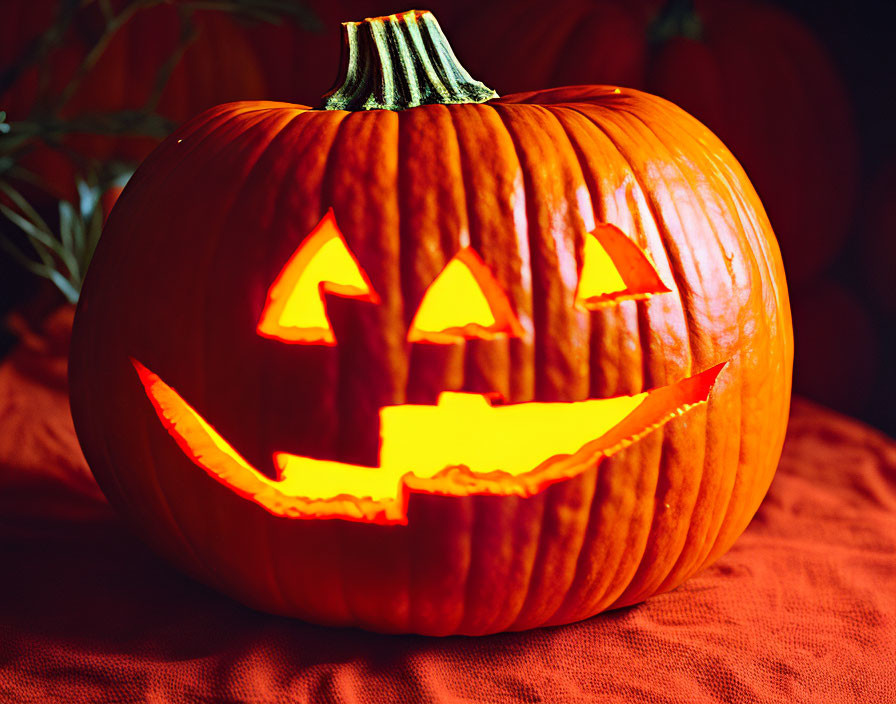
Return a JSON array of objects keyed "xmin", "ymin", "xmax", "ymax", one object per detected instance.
[{"xmin": 320, "ymin": 10, "xmax": 498, "ymax": 111}]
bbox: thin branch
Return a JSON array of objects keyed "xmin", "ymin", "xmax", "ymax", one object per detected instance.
[
  {"xmin": 143, "ymin": 9, "xmax": 199, "ymax": 113},
  {"xmin": 0, "ymin": 182, "xmax": 54, "ymax": 235},
  {"xmin": 97, "ymin": 0, "xmax": 115, "ymax": 23},
  {"xmin": 0, "ymin": 235, "xmax": 55, "ymax": 277},
  {"xmin": 54, "ymin": 0, "xmax": 164, "ymax": 111},
  {"xmin": 3, "ymin": 111, "xmax": 176, "ymax": 146},
  {"xmin": 0, "ymin": 0, "xmax": 80, "ymax": 96}
]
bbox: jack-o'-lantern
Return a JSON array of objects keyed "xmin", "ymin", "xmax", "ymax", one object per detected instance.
[{"xmin": 69, "ymin": 10, "xmax": 792, "ymax": 636}]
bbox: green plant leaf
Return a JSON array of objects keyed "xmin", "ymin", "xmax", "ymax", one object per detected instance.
[
  {"xmin": 0, "ymin": 181, "xmax": 53, "ymax": 235},
  {"xmin": 59, "ymin": 200, "xmax": 76, "ymax": 254}
]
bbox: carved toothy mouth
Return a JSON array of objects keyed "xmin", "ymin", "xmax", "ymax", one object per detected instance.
[{"xmin": 132, "ymin": 359, "xmax": 726, "ymax": 525}]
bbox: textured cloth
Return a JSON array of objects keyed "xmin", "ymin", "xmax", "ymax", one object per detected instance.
[{"xmin": 0, "ymin": 309, "xmax": 894, "ymax": 704}]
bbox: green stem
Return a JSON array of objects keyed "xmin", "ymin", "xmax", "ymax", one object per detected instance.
[{"xmin": 320, "ymin": 10, "xmax": 498, "ymax": 111}]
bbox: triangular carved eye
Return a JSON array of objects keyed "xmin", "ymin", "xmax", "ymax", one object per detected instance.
[
  {"xmin": 408, "ymin": 247, "xmax": 523, "ymax": 345},
  {"xmin": 257, "ymin": 210, "xmax": 379, "ymax": 345},
  {"xmin": 575, "ymin": 224, "xmax": 670, "ymax": 309}
]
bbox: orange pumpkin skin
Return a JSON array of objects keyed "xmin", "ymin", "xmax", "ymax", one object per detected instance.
[{"xmin": 70, "ymin": 31, "xmax": 792, "ymax": 633}]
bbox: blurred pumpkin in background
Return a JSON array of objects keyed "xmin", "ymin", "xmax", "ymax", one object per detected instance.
[
  {"xmin": 443, "ymin": 0, "xmax": 649, "ymax": 95},
  {"xmin": 790, "ymin": 280, "xmax": 878, "ymax": 417},
  {"xmin": 242, "ymin": 0, "xmax": 390, "ymax": 104},
  {"xmin": 442, "ymin": 0, "xmax": 858, "ymax": 290},
  {"xmin": 67, "ymin": 4, "xmax": 268, "ymax": 155},
  {"xmin": 855, "ymin": 155, "xmax": 896, "ymax": 431}
]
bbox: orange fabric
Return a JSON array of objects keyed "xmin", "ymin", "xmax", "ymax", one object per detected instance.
[{"xmin": 0, "ymin": 311, "xmax": 894, "ymax": 703}]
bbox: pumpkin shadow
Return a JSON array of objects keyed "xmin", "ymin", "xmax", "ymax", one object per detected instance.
[
  {"xmin": 0, "ymin": 505, "xmax": 596, "ymax": 678},
  {"xmin": 2, "ymin": 510, "xmax": 372, "ymax": 658}
]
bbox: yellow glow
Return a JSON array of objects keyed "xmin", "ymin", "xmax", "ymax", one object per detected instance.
[
  {"xmin": 407, "ymin": 248, "xmax": 523, "ymax": 344},
  {"xmin": 274, "ymin": 391, "xmax": 645, "ymax": 500},
  {"xmin": 257, "ymin": 210, "xmax": 377, "ymax": 344},
  {"xmin": 576, "ymin": 231, "xmax": 628, "ymax": 306},
  {"xmin": 193, "ymin": 406, "xmax": 253, "ymax": 469},
  {"xmin": 409, "ymin": 257, "xmax": 496, "ymax": 340},
  {"xmin": 132, "ymin": 359, "xmax": 272, "ymax": 497},
  {"xmin": 575, "ymin": 225, "xmax": 671, "ymax": 309},
  {"xmin": 133, "ymin": 357, "xmax": 724, "ymax": 519},
  {"xmin": 278, "ymin": 236, "xmax": 368, "ymax": 329},
  {"xmin": 134, "ymin": 358, "xmax": 397, "ymax": 504},
  {"xmin": 378, "ymin": 391, "xmax": 647, "ymax": 480},
  {"xmin": 136, "ymin": 355, "xmax": 648, "ymax": 503},
  {"xmin": 275, "ymin": 454, "xmax": 401, "ymax": 503}
]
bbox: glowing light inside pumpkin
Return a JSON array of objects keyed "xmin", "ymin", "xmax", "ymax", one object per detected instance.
[
  {"xmin": 132, "ymin": 357, "xmax": 725, "ymax": 518},
  {"xmin": 408, "ymin": 247, "xmax": 524, "ymax": 344},
  {"xmin": 575, "ymin": 225, "xmax": 671, "ymax": 309},
  {"xmin": 375, "ymin": 391, "xmax": 646, "ymax": 480},
  {"xmin": 577, "ymin": 232, "xmax": 628, "ymax": 301},
  {"xmin": 410, "ymin": 258, "xmax": 495, "ymax": 333},
  {"xmin": 133, "ymin": 214, "xmax": 723, "ymax": 523},
  {"xmin": 133, "ymin": 359, "xmax": 261, "ymax": 497},
  {"xmin": 257, "ymin": 209, "xmax": 378, "ymax": 344},
  {"xmin": 275, "ymin": 390, "xmax": 647, "ymax": 500}
]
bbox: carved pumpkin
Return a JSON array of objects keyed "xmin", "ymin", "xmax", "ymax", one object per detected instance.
[{"xmin": 69, "ymin": 11, "xmax": 793, "ymax": 635}]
